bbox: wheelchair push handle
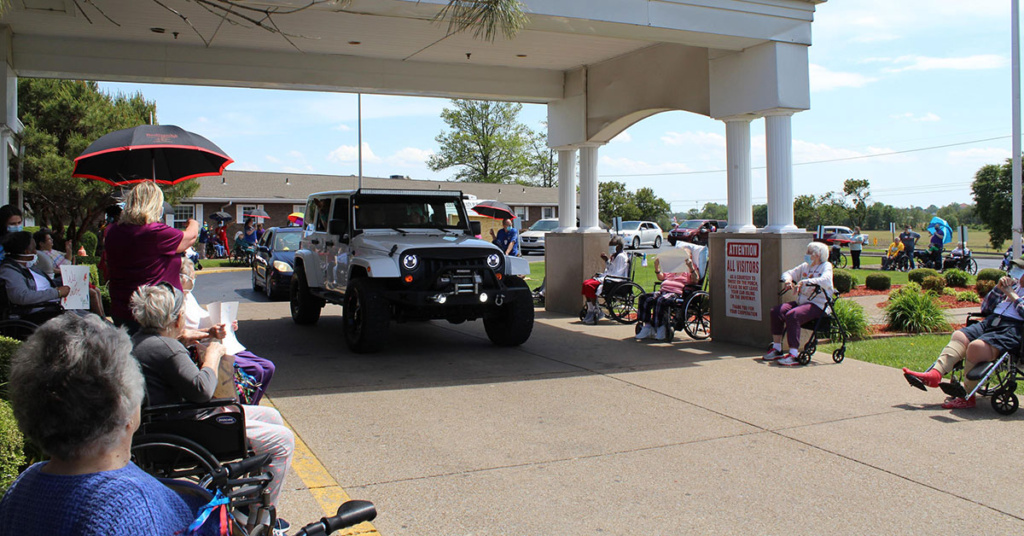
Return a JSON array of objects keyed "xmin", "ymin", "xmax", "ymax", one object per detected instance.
[
  {"xmin": 295, "ymin": 500, "xmax": 377, "ymax": 536},
  {"xmin": 223, "ymin": 453, "xmax": 271, "ymax": 479}
]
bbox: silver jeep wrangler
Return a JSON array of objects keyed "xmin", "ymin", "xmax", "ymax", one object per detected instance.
[{"xmin": 290, "ymin": 188, "xmax": 534, "ymax": 353}]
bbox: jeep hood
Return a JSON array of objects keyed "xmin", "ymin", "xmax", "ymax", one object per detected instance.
[{"xmin": 355, "ymin": 232, "xmax": 499, "ymax": 254}]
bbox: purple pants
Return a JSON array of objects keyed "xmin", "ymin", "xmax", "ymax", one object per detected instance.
[
  {"xmin": 235, "ymin": 351, "xmax": 275, "ymax": 404},
  {"xmin": 770, "ymin": 301, "xmax": 823, "ymax": 349}
]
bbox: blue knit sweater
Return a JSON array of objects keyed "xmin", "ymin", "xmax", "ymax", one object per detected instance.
[{"xmin": 0, "ymin": 461, "xmax": 194, "ymax": 536}]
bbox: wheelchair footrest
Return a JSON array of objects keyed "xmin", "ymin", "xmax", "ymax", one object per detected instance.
[{"xmin": 939, "ymin": 381, "xmax": 967, "ymax": 399}]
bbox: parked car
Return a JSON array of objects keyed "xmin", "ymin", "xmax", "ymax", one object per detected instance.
[
  {"xmin": 668, "ymin": 219, "xmax": 725, "ymax": 246},
  {"xmin": 617, "ymin": 221, "xmax": 663, "ymax": 249},
  {"xmin": 251, "ymin": 226, "xmax": 302, "ymax": 300},
  {"xmin": 520, "ymin": 218, "xmax": 559, "ymax": 254},
  {"xmin": 820, "ymin": 225, "xmax": 853, "ymax": 242}
]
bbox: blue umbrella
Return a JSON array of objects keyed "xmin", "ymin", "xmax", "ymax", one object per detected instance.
[{"xmin": 927, "ymin": 216, "xmax": 953, "ymax": 245}]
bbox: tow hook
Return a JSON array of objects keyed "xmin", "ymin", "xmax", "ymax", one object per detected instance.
[{"xmin": 495, "ymin": 293, "xmax": 505, "ymax": 306}]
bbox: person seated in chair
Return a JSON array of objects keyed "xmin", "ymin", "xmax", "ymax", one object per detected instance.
[
  {"xmin": 635, "ymin": 251, "xmax": 700, "ymax": 341},
  {"xmin": 130, "ymin": 284, "xmax": 294, "ymax": 516},
  {"xmin": 0, "ymin": 314, "xmax": 195, "ymax": 535},
  {"xmin": 0, "ymin": 231, "xmax": 70, "ymax": 325},
  {"xmin": 881, "ymin": 238, "xmax": 904, "ymax": 271},
  {"xmin": 581, "ymin": 237, "xmax": 628, "ymax": 325},
  {"xmin": 902, "ymin": 259, "xmax": 1024, "ymax": 409},
  {"xmin": 943, "ymin": 241, "xmax": 971, "ymax": 271},
  {"xmin": 762, "ymin": 241, "xmax": 833, "ymax": 366}
]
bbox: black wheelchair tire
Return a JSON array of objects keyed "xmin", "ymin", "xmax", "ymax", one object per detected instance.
[
  {"xmin": 832, "ymin": 348, "xmax": 845, "ymax": 363},
  {"xmin": 607, "ymin": 282, "xmax": 644, "ymax": 324},
  {"xmin": 682, "ymin": 291, "xmax": 711, "ymax": 340},
  {"xmin": 992, "ymin": 391, "xmax": 1019, "ymax": 415}
]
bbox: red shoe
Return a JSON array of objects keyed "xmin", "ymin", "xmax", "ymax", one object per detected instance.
[
  {"xmin": 941, "ymin": 396, "xmax": 976, "ymax": 409},
  {"xmin": 903, "ymin": 368, "xmax": 941, "ymax": 390}
]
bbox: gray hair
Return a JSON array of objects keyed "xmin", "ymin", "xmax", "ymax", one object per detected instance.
[
  {"xmin": 8, "ymin": 314, "xmax": 143, "ymax": 460},
  {"xmin": 807, "ymin": 241, "xmax": 829, "ymax": 263},
  {"xmin": 130, "ymin": 284, "xmax": 185, "ymax": 332}
]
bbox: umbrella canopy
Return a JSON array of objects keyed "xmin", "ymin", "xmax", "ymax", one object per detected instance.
[
  {"xmin": 927, "ymin": 216, "xmax": 953, "ymax": 245},
  {"xmin": 209, "ymin": 211, "xmax": 233, "ymax": 222},
  {"xmin": 287, "ymin": 212, "xmax": 304, "ymax": 224},
  {"xmin": 246, "ymin": 208, "xmax": 271, "ymax": 219},
  {"xmin": 471, "ymin": 200, "xmax": 515, "ymax": 220},
  {"xmin": 73, "ymin": 125, "xmax": 233, "ymax": 186}
]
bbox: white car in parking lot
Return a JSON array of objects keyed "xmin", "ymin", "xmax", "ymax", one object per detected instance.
[
  {"xmin": 520, "ymin": 218, "xmax": 559, "ymax": 254},
  {"xmin": 617, "ymin": 220, "xmax": 663, "ymax": 249}
]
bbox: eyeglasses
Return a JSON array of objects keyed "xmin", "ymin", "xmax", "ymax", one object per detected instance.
[{"xmin": 156, "ymin": 282, "xmax": 185, "ymax": 317}]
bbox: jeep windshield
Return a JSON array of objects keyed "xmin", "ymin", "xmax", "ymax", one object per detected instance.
[
  {"xmin": 529, "ymin": 220, "xmax": 559, "ymax": 232},
  {"xmin": 353, "ymin": 194, "xmax": 467, "ymax": 231}
]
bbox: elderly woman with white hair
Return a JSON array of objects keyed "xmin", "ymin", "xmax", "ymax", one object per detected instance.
[
  {"xmin": 104, "ymin": 181, "xmax": 198, "ymax": 332},
  {"xmin": 0, "ymin": 314, "xmax": 195, "ymax": 535},
  {"xmin": 130, "ymin": 283, "xmax": 294, "ymax": 520},
  {"xmin": 762, "ymin": 241, "xmax": 834, "ymax": 366}
]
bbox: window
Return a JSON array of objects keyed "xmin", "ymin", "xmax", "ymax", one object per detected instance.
[
  {"xmin": 514, "ymin": 206, "xmax": 528, "ymax": 221},
  {"xmin": 306, "ymin": 197, "xmax": 331, "ymax": 232},
  {"xmin": 172, "ymin": 205, "xmax": 195, "ymax": 229},
  {"xmin": 293, "ymin": 204, "xmax": 306, "ymax": 214},
  {"xmin": 542, "ymin": 206, "xmax": 555, "ymax": 220},
  {"xmin": 237, "ymin": 204, "xmax": 260, "ymax": 223},
  {"xmin": 331, "ymin": 199, "xmax": 350, "ymax": 234}
]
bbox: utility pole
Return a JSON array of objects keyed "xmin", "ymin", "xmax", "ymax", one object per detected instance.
[
  {"xmin": 1013, "ymin": 0, "xmax": 1022, "ymax": 258},
  {"xmin": 358, "ymin": 93, "xmax": 363, "ymax": 190}
]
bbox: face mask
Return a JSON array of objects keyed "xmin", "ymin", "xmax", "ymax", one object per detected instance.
[
  {"xmin": 7, "ymin": 225, "xmax": 21, "ymax": 233},
  {"xmin": 17, "ymin": 256, "xmax": 35, "ymax": 269},
  {"xmin": 1010, "ymin": 267, "xmax": 1024, "ymax": 281},
  {"xmin": 804, "ymin": 254, "xmax": 814, "ymax": 265}
]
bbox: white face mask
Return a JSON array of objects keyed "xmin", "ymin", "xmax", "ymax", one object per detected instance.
[{"xmin": 17, "ymin": 256, "xmax": 36, "ymax": 269}]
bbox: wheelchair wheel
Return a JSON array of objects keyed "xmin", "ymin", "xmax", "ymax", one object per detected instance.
[
  {"xmin": 682, "ymin": 291, "xmax": 711, "ymax": 340},
  {"xmin": 838, "ymin": 253, "xmax": 848, "ymax": 269},
  {"xmin": 607, "ymin": 282, "xmax": 644, "ymax": 324},
  {"xmin": 132, "ymin": 433, "xmax": 221, "ymax": 484},
  {"xmin": 579, "ymin": 305, "xmax": 587, "ymax": 322},
  {"xmin": 992, "ymin": 389, "xmax": 1019, "ymax": 415},
  {"xmin": 967, "ymin": 258, "xmax": 978, "ymax": 275}
]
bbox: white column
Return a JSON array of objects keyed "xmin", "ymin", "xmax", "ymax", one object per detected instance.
[
  {"xmin": 0, "ymin": 62, "xmax": 14, "ymax": 209},
  {"xmin": 762, "ymin": 111, "xmax": 798, "ymax": 233},
  {"xmin": 555, "ymin": 148, "xmax": 577, "ymax": 232},
  {"xmin": 723, "ymin": 118, "xmax": 756, "ymax": 232},
  {"xmin": 577, "ymin": 144, "xmax": 603, "ymax": 233}
]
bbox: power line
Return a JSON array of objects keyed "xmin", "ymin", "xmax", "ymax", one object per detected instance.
[{"xmin": 600, "ymin": 135, "xmax": 1010, "ymax": 178}]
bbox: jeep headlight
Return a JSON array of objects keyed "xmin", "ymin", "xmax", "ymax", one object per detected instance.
[
  {"xmin": 486, "ymin": 253, "xmax": 502, "ymax": 269},
  {"xmin": 273, "ymin": 260, "xmax": 293, "ymax": 272},
  {"xmin": 402, "ymin": 254, "xmax": 419, "ymax": 271}
]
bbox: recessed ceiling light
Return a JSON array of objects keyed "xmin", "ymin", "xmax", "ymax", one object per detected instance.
[
  {"xmin": 348, "ymin": 41, "xmax": 361, "ymax": 45},
  {"xmin": 151, "ymin": 27, "xmax": 166, "ymax": 34},
  {"xmin": 516, "ymin": 54, "xmax": 527, "ymax": 58}
]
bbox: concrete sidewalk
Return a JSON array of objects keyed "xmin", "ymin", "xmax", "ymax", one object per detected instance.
[{"xmin": 236, "ymin": 303, "xmax": 1024, "ymax": 535}]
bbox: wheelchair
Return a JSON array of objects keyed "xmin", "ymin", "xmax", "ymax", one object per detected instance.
[
  {"xmin": 633, "ymin": 245, "xmax": 711, "ymax": 341},
  {"xmin": 0, "ymin": 281, "xmax": 48, "ymax": 340},
  {"xmin": 784, "ymin": 283, "xmax": 848, "ymax": 366},
  {"xmin": 941, "ymin": 252, "xmax": 978, "ymax": 275},
  {"xmin": 578, "ymin": 252, "xmax": 646, "ymax": 324},
  {"xmin": 131, "ymin": 398, "xmax": 279, "ymax": 534},
  {"xmin": 882, "ymin": 251, "xmax": 911, "ymax": 272},
  {"xmin": 936, "ymin": 313, "xmax": 1024, "ymax": 415},
  {"xmin": 232, "ymin": 241, "xmax": 256, "ymax": 266}
]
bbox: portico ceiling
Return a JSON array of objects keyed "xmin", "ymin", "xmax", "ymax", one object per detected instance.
[{"xmin": 3, "ymin": 0, "xmax": 822, "ymax": 102}]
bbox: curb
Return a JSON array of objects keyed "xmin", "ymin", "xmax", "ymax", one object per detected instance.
[{"xmin": 196, "ymin": 266, "xmax": 250, "ymax": 275}]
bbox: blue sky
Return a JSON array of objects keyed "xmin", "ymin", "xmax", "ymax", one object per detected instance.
[{"xmin": 99, "ymin": 0, "xmax": 1016, "ymax": 214}]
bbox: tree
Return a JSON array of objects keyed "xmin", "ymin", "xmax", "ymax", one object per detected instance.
[
  {"xmin": 427, "ymin": 100, "xmax": 535, "ymax": 183},
  {"xmin": 526, "ymin": 127, "xmax": 557, "ymax": 188},
  {"xmin": 598, "ymin": 181, "xmax": 640, "ymax": 223},
  {"xmin": 843, "ymin": 178, "xmax": 870, "ymax": 229},
  {"xmin": 752, "ymin": 204, "xmax": 768, "ymax": 228},
  {"xmin": 972, "ymin": 158, "xmax": 1019, "ymax": 249},
  {"xmin": 634, "ymin": 187, "xmax": 671, "ymax": 227}
]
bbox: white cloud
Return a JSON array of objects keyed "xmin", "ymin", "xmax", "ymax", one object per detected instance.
[
  {"xmin": 809, "ymin": 64, "xmax": 878, "ymax": 92},
  {"xmin": 265, "ymin": 155, "xmax": 281, "ymax": 164},
  {"xmin": 849, "ymin": 33, "xmax": 900, "ymax": 44},
  {"xmin": 231, "ymin": 161, "xmax": 262, "ymax": 172},
  {"xmin": 327, "ymin": 142, "xmax": 382, "ymax": 163},
  {"xmin": 947, "ymin": 147, "xmax": 1011, "ymax": 163},
  {"xmin": 288, "ymin": 150, "xmax": 305, "ymax": 159},
  {"xmin": 387, "ymin": 147, "xmax": 434, "ymax": 167},
  {"xmin": 882, "ymin": 54, "xmax": 1008, "ymax": 73},
  {"xmin": 599, "ymin": 155, "xmax": 692, "ymax": 175},
  {"xmin": 610, "ymin": 131, "xmax": 632, "ymax": 143},
  {"xmin": 333, "ymin": 124, "xmax": 352, "ymax": 132}
]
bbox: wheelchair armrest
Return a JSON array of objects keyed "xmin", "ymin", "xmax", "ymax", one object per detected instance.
[
  {"xmin": 966, "ymin": 312, "xmax": 988, "ymax": 327},
  {"xmin": 143, "ymin": 398, "xmax": 240, "ymax": 419}
]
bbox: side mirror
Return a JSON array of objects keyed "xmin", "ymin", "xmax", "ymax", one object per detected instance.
[
  {"xmin": 339, "ymin": 233, "xmax": 350, "ymax": 244},
  {"xmin": 469, "ymin": 221, "xmax": 482, "ymax": 236},
  {"xmin": 328, "ymin": 219, "xmax": 347, "ymax": 237}
]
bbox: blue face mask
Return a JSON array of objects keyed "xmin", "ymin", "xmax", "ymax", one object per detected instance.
[
  {"xmin": 7, "ymin": 225, "xmax": 21, "ymax": 233},
  {"xmin": 805, "ymin": 254, "xmax": 814, "ymax": 265},
  {"xmin": 1010, "ymin": 267, "xmax": 1024, "ymax": 281}
]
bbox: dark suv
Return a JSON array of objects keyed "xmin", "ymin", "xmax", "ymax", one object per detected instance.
[{"xmin": 668, "ymin": 219, "xmax": 725, "ymax": 246}]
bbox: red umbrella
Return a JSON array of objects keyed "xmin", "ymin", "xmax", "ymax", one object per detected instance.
[
  {"xmin": 73, "ymin": 124, "xmax": 233, "ymax": 186},
  {"xmin": 471, "ymin": 200, "xmax": 515, "ymax": 220}
]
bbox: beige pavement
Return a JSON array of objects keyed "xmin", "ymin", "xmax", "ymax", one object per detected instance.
[{"xmin": 236, "ymin": 302, "xmax": 1024, "ymax": 535}]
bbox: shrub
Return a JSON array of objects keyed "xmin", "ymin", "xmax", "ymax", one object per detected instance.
[
  {"xmin": 921, "ymin": 275, "xmax": 946, "ymax": 294},
  {"xmin": 884, "ymin": 291, "xmax": 951, "ymax": 333},
  {"xmin": 889, "ymin": 282, "xmax": 922, "ymax": 301},
  {"xmin": 80, "ymin": 231, "xmax": 98, "ymax": 256},
  {"xmin": 942, "ymin": 287, "xmax": 957, "ymax": 297},
  {"xmin": 0, "ymin": 336, "xmax": 21, "ymax": 401},
  {"xmin": 0, "ymin": 399, "xmax": 24, "ymax": 494},
  {"xmin": 956, "ymin": 290, "xmax": 981, "ymax": 303},
  {"xmin": 976, "ymin": 280, "xmax": 996, "ymax": 298},
  {"xmin": 833, "ymin": 298, "xmax": 870, "ymax": 340},
  {"xmin": 864, "ymin": 273, "xmax": 891, "ymax": 291},
  {"xmin": 977, "ymin": 268, "xmax": 1005, "ymax": 284},
  {"xmin": 943, "ymin": 269, "xmax": 970, "ymax": 288},
  {"xmin": 833, "ymin": 269, "xmax": 857, "ymax": 294},
  {"xmin": 908, "ymin": 268, "xmax": 941, "ymax": 284}
]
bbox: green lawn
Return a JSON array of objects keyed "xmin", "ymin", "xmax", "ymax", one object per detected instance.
[{"xmin": 821, "ymin": 335, "xmax": 948, "ymax": 371}]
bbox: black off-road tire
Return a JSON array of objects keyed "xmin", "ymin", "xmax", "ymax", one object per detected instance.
[
  {"xmin": 290, "ymin": 268, "xmax": 323, "ymax": 325},
  {"xmin": 344, "ymin": 278, "xmax": 390, "ymax": 353},
  {"xmin": 484, "ymin": 276, "xmax": 534, "ymax": 347}
]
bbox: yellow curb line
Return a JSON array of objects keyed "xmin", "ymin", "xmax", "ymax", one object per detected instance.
[{"xmin": 261, "ymin": 396, "xmax": 380, "ymax": 535}]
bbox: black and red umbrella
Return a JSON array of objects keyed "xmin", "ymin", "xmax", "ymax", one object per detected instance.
[
  {"xmin": 471, "ymin": 200, "xmax": 515, "ymax": 220},
  {"xmin": 73, "ymin": 124, "xmax": 233, "ymax": 186},
  {"xmin": 245, "ymin": 208, "xmax": 271, "ymax": 220}
]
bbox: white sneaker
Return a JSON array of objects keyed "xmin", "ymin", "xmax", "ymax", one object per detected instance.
[
  {"xmin": 762, "ymin": 348, "xmax": 785, "ymax": 361},
  {"xmin": 583, "ymin": 309, "xmax": 596, "ymax": 325},
  {"xmin": 776, "ymin": 355, "xmax": 801, "ymax": 367},
  {"xmin": 594, "ymin": 308, "xmax": 606, "ymax": 322},
  {"xmin": 654, "ymin": 325, "xmax": 667, "ymax": 341},
  {"xmin": 635, "ymin": 323, "xmax": 654, "ymax": 340}
]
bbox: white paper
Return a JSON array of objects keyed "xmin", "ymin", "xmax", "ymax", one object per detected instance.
[
  {"xmin": 657, "ymin": 247, "xmax": 692, "ymax": 274},
  {"xmin": 60, "ymin": 265, "xmax": 90, "ymax": 310},
  {"xmin": 207, "ymin": 301, "xmax": 246, "ymax": 355}
]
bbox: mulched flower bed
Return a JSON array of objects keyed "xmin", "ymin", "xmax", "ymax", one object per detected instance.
[{"xmin": 841, "ymin": 284, "xmax": 981, "ymax": 309}]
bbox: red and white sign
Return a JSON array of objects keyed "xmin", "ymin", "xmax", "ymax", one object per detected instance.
[{"xmin": 725, "ymin": 239, "xmax": 761, "ymax": 320}]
